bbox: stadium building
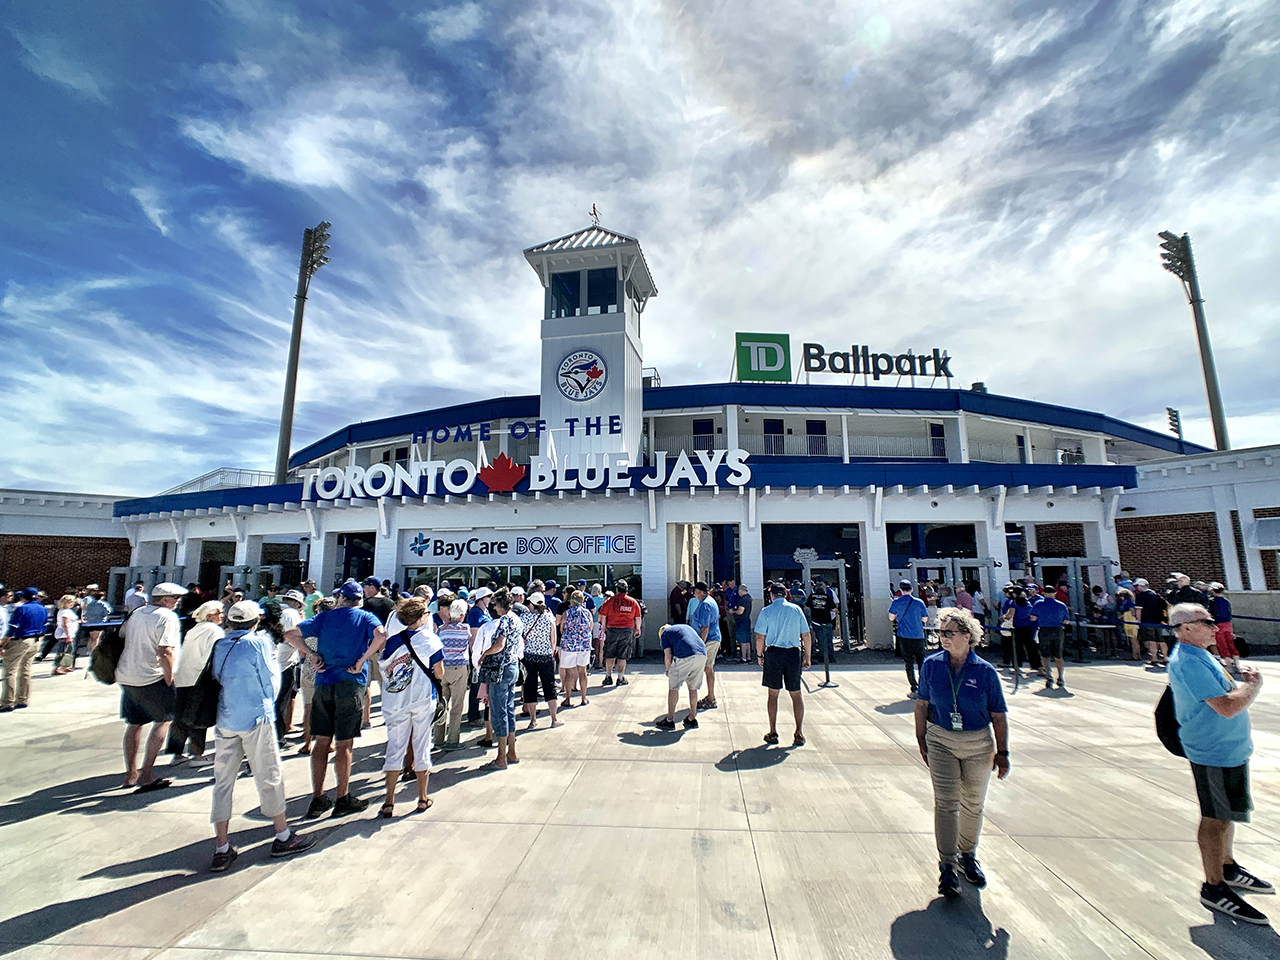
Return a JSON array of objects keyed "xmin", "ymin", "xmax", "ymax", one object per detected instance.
[{"xmin": 109, "ymin": 226, "xmax": 1280, "ymax": 647}]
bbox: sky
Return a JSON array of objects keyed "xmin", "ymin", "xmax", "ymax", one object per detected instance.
[{"xmin": 2, "ymin": 0, "xmax": 1279, "ymax": 496}]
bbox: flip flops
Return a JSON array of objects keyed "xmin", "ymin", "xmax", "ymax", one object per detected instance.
[
  {"xmin": 134, "ymin": 778, "xmax": 171, "ymax": 794},
  {"xmin": 763, "ymin": 732, "xmax": 780, "ymax": 744}
]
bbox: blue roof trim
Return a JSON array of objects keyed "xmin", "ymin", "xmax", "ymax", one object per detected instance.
[
  {"xmin": 116, "ymin": 462, "xmax": 1135, "ymax": 518},
  {"xmin": 289, "ymin": 395, "xmax": 540, "ymax": 469},
  {"xmin": 643, "ymin": 383, "xmax": 1207, "ymax": 457},
  {"xmin": 285, "ymin": 383, "xmax": 1204, "ymax": 470}
]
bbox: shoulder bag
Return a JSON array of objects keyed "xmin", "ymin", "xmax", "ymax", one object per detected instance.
[
  {"xmin": 1154, "ymin": 686, "xmax": 1185, "ymax": 757},
  {"xmin": 396, "ymin": 630, "xmax": 446, "ymax": 725}
]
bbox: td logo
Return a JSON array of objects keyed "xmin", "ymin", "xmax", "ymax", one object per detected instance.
[{"xmin": 735, "ymin": 332, "xmax": 792, "ymax": 382}]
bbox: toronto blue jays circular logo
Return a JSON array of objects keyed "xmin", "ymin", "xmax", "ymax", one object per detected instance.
[{"xmin": 557, "ymin": 349, "xmax": 607, "ymax": 402}]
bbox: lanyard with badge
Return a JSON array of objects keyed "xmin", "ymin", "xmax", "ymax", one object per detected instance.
[{"xmin": 948, "ymin": 663, "xmax": 967, "ymax": 731}]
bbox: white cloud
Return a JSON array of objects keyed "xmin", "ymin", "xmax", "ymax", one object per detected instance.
[
  {"xmin": 418, "ymin": 4, "xmax": 485, "ymax": 44},
  {"xmin": 11, "ymin": 31, "xmax": 108, "ymax": 101},
  {"xmin": 129, "ymin": 187, "xmax": 172, "ymax": 236}
]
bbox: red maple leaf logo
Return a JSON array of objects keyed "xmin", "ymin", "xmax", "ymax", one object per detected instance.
[
  {"xmin": 586, "ymin": 365, "xmax": 603, "ymax": 379},
  {"xmin": 477, "ymin": 453, "xmax": 527, "ymax": 493}
]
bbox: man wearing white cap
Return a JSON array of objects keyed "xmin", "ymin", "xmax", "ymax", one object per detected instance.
[
  {"xmin": 209, "ymin": 599, "xmax": 315, "ymax": 872},
  {"xmin": 118, "ymin": 581, "xmax": 186, "ymax": 792}
]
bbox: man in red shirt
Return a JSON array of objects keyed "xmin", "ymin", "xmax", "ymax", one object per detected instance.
[{"xmin": 598, "ymin": 580, "xmax": 642, "ymax": 687}]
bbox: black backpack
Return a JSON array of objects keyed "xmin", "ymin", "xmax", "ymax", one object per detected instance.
[
  {"xmin": 1154, "ymin": 686, "xmax": 1185, "ymax": 757},
  {"xmin": 89, "ymin": 610, "xmax": 138, "ymax": 684},
  {"xmin": 182, "ymin": 635, "xmax": 247, "ymax": 730}
]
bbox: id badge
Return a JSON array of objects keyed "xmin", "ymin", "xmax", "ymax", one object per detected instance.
[{"xmin": 950, "ymin": 712, "xmax": 964, "ymax": 731}]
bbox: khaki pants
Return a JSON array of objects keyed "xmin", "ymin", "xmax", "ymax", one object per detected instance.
[
  {"xmin": 925, "ymin": 723, "xmax": 995, "ymax": 864},
  {"xmin": 2, "ymin": 638, "xmax": 37, "ymax": 708},
  {"xmin": 211, "ymin": 722, "xmax": 286, "ymax": 824},
  {"xmin": 435, "ymin": 664, "xmax": 469, "ymax": 746}
]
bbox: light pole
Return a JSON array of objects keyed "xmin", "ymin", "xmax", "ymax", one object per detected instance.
[
  {"xmin": 1158, "ymin": 231, "xmax": 1229, "ymax": 450},
  {"xmin": 274, "ymin": 220, "xmax": 331, "ymax": 484}
]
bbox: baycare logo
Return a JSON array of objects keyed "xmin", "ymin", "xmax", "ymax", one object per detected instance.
[{"xmin": 557, "ymin": 349, "xmax": 607, "ymax": 402}]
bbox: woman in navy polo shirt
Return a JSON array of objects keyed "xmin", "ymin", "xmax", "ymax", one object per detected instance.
[{"xmin": 914, "ymin": 607, "xmax": 1011, "ymax": 898}]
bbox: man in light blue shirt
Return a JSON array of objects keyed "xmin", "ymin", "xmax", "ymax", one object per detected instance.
[
  {"xmin": 1166, "ymin": 602, "xmax": 1271, "ymax": 924},
  {"xmin": 208, "ymin": 601, "xmax": 314, "ymax": 873},
  {"xmin": 753, "ymin": 583, "xmax": 812, "ymax": 747}
]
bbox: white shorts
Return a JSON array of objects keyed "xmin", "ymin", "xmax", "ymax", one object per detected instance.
[
  {"xmin": 668, "ymin": 654, "xmax": 707, "ymax": 691},
  {"xmin": 560, "ymin": 649, "xmax": 591, "ymax": 669},
  {"xmin": 383, "ymin": 705, "xmax": 434, "ymax": 773}
]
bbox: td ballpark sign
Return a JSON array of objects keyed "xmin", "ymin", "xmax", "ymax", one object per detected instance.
[{"xmin": 735, "ymin": 332, "xmax": 955, "ymax": 382}]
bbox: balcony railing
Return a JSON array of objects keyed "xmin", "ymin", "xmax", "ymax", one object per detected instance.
[
  {"xmin": 969, "ymin": 441, "xmax": 1023, "ymax": 464},
  {"xmin": 651, "ymin": 434, "xmax": 939, "ymax": 459},
  {"xmin": 160, "ymin": 467, "xmax": 276, "ymax": 496}
]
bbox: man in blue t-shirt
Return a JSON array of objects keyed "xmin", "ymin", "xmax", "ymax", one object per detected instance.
[
  {"xmin": 284, "ymin": 579, "xmax": 384, "ymax": 819},
  {"xmin": 1030, "ymin": 593, "xmax": 1071, "ymax": 690},
  {"xmin": 753, "ymin": 582, "xmax": 813, "ymax": 746},
  {"xmin": 1166, "ymin": 602, "xmax": 1271, "ymax": 924},
  {"xmin": 687, "ymin": 582, "xmax": 722, "ymax": 711},
  {"xmin": 656, "ymin": 623, "xmax": 708, "ymax": 730},
  {"xmin": 889, "ymin": 580, "xmax": 929, "ymax": 697}
]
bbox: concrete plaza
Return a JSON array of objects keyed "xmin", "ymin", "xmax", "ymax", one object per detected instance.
[{"xmin": 1, "ymin": 655, "xmax": 1279, "ymax": 960}]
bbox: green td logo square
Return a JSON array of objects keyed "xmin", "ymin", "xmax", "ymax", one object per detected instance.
[{"xmin": 736, "ymin": 333, "xmax": 791, "ymax": 382}]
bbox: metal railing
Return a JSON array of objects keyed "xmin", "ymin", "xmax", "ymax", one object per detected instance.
[
  {"xmin": 159, "ymin": 467, "xmax": 276, "ymax": 496},
  {"xmin": 969, "ymin": 441, "xmax": 1023, "ymax": 464},
  {"xmin": 651, "ymin": 433, "xmax": 939, "ymax": 459}
]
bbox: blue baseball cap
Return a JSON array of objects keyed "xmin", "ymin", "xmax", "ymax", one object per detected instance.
[
  {"xmin": 338, "ymin": 580, "xmax": 363, "ymax": 601},
  {"xmin": 20, "ymin": 587, "xmax": 40, "ymax": 600},
  {"xmin": 545, "ymin": 580, "xmax": 558, "ymax": 588},
  {"xmin": 898, "ymin": 579, "xmax": 914, "ymax": 590}
]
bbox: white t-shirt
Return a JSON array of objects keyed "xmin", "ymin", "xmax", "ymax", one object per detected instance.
[
  {"xmin": 379, "ymin": 628, "xmax": 443, "ymax": 723},
  {"xmin": 55, "ymin": 608, "xmax": 80, "ymax": 640},
  {"xmin": 277, "ymin": 606, "xmax": 303, "ymax": 668},
  {"xmin": 118, "ymin": 605, "xmax": 181, "ymax": 686}
]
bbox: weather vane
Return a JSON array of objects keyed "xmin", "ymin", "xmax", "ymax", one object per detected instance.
[{"xmin": 589, "ymin": 203, "xmax": 601, "ymax": 227}]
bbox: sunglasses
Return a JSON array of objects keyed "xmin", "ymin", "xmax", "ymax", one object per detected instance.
[
  {"xmin": 938, "ymin": 629, "xmax": 965, "ymax": 639},
  {"xmin": 1180, "ymin": 618, "xmax": 1215, "ymax": 627}
]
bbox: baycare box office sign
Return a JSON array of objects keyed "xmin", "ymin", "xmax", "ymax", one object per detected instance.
[{"xmin": 402, "ymin": 526, "xmax": 641, "ymax": 564}]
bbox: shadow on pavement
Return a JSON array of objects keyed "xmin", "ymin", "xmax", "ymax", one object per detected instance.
[
  {"xmin": 716, "ymin": 745, "xmax": 791, "ymax": 772},
  {"xmin": 617, "ymin": 727, "xmax": 686, "ymax": 748},
  {"xmin": 0, "ymin": 773, "xmax": 208, "ymax": 825},
  {"xmin": 1189, "ymin": 912, "xmax": 1280, "ymax": 958},
  {"xmin": 875, "ymin": 700, "xmax": 917, "ymax": 715},
  {"xmin": 889, "ymin": 890, "xmax": 1010, "ymax": 959}
]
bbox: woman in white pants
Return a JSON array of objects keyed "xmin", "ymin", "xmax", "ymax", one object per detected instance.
[{"xmin": 378, "ymin": 597, "xmax": 443, "ymax": 817}]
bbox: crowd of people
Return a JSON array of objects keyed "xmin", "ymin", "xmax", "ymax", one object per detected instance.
[{"xmin": 0, "ymin": 563, "xmax": 1271, "ymax": 926}]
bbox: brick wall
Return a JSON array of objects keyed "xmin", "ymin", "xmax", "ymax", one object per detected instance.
[
  {"xmin": 0, "ymin": 535, "xmax": 132, "ymax": 594},
  {"xmin": 1257, "ymin": 507, "xmax": 1280, "ymax": 591},
  {"xmin": 1034, "ymin": 523, "xmax": 1086, "ymax": 558},
  {"xmin": 1115, "ymin": 512, "xmax": 1225, "ymax": 585}
]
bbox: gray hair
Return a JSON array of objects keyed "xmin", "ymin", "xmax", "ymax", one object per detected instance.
[
  {"xmin": 1169, "ymin": 602, "xmax": 1211, "ymax": 627},
  {"xmin": 449, "ymin": 598, "xmax": 468, "ymax": 619},
  {"xmin": 937, "ymin": 607, "xmax": 983, "ymax": 647}
]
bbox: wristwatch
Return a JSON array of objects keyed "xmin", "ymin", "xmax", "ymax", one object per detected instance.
[{"xmin": 995, "ymin": 750, "xmax": 1010, "ymax": 757}]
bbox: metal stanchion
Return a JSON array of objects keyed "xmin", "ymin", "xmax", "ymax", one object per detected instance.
[{"xmin": 818, "ymin": 629, "xmax": 837, "ymax": 688}]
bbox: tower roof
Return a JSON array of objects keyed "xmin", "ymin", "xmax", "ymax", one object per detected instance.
[{"xmin": 524, "ymin": 225, "xmax": 657, "ymax": 299}]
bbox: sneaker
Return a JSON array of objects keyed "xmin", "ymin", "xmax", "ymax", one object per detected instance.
[
  {"xmin": 305, "ymin": 794, "xmax": 333, "ymax": 819},
  {"xmin": 957, "ymin": 853, "xmax": 987, "ymax": 888},
  {"xmin": 1057, "ymin": 679, "xmax": 1066, "ymax": 691},
  {"xmin": 683, "ymin": 716, "xmax": 699, "ymax": 729},
  {"xmin": 938, "ymin": 863, "xmax": 961, "ymax": 898},
  {"xmin": 655, "ymin": 717, "xmax": 677, "ymax": 730},
  {"xmin": 1200, "ymin": 882, "xmax": 1269, "ymax": 924},
  {"xmin": 332, "ymin": 793, "xmax": 369, "ymax": 818},
  {"xmin": 1225, "ymin": 863, "xmax": 1276, "ymax": 894},
  {"xmin": 1045, "ymin": 677, "xmax": 1053, "ymax": 690},
  {"xmin": 697, "ymin": 697, "xmax": 717, "ymax": 710},
  {"xmin": 602, "ymin": 676, "xmax": 614, "ymax": 686},
  {"xmin": 210, "ymin": 845, "xmax": 239, "ymax": 873},
  {"xmin": 187, "ymin": 754, "xmax": 214, "ymax": 767},
  {"xmin": 616, "ymin": 677, "xmax": 628, "ymax": 686},
  {"xmin": 271, "ymin": 830, "xmax": 317, "ymax": 858}
]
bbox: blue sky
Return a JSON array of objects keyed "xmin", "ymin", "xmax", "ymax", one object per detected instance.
[{"xmin": 3, "ymin": 0, "xmax": 1278, "ymax": 494}]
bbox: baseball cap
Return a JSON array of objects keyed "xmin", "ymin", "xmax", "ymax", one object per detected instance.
[
  {"xmin": 510, "ymin": 586, "xmax": 526, "ymax": 597},
  {"xmin": 528, "ymin": 592, "xmax": 546, "ymax": 605},
  {"xmin": 283, "ymin": 589, "xmax": 306, "ymax": 604},
  {"xmin": 544, "ymin": 579, "xmax": 558, "ymax": 589},
  {"xmin": 338, "ymin": 580, "xmax": 364, "ymax": 601},
  {"xmin": 1134, "ymin": 578, "xmax": 1149, "ymax": 587},
  {"xmin": 457, "ymin": 586, "xmax": 469, "ymax": 599},
  {"xmin": 151, "ymin": 582, "xmax": 188, "ymax": 599},
  {"xmin": 769, "ymin": 582, "xmax": 788, "ymax": 596},
  {"xmin": 20, "ymin": 586, "xmax": 40, "ymax": 600},
  {"xmin": 361, "ymin": 577, "xmax": 381, "ymax": 588},
  {"xmin": 614, "ymin": 579, "xmax": 628, "ymax": 592},
  {"xmin": 1169, "ymin": 572, "xmax": 1186, "ymax": 580},
  {"xmin": 574, "ymin": 578, "xmax": 587, "ymax": 586},
  {"xmin": 898, "ymin": 579, "xmax": 914, "ymax": 589},
  {"xmin": 471, "ymin": 586, "xmax": 493, "ymax": 602},
  {"xmin": 227, "ymin": 599, "xmax": 264, "ymax": 622}
]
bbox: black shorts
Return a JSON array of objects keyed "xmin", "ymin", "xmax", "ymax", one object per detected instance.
[
  {"xmin": 603, "ymin": 627, "xmax": 634, "ymax": 661},
  {"xmin": 522, "ymin": 657, "xmax": 557, "ymax": 703},
  {"xmin": 311, "ymin": 679, "xmax": 365, "ymax": 741},
  {"xmin": 1138, "ymin": 624, "xmax": 1164, "ymax": 645},
  {"xmin": 762, "ymin": 646, "xmax": 802, "ymax": 692},
  {"xmin": 1191, "ymin": 761, "xmax": 1252, "ymax": 823},
  {"xmin": 1038, "ymin": 626, "xmax": 1065, "ymax": 659},
  {"xmin": 120, "ymin": 680, "xmax": 176, "ymax": 725}
]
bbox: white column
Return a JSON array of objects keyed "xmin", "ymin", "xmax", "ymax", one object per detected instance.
[
  {"xmin": 640, "ymin": 514, "xmax": 669, "ymax": 650},
  {"xmin": 373, "ymin": 520, "xmax": 397, "ymax": 583},
  {"xmin": 862, "ymin": 521, "xmax": 892, "ymax": 649},
  {"xmin": 944, "ymin": 413, "xmax": 970, "ymax": 463},
  {"xmin": 1083, "ymin": 435, "xmax": 1108, "ymax": 464},
  {"xmin": 739, "ymin": 515, "xmax": 763, "ymax": 595},
  {"xmin": 1082, "ymin": 521, "xmax": 1120, "ymax": 591},
  {"xmin": 173, "ymin": 537, "xmax": 201, "ymax": 583},
  {"xmin": 308, "ymin": 532, "xmax": 340, "ymax": 590},
  {"xmin": 1211, "ymin": 486, "xmax": 1244, "ymax": 591},
  {"xmin": 725, "ymin": 404, "xmax": 739, "ymax": 450},
  {"xmin": 234, "ymin": 535, "xmax": 263, "ymax": 568},
  {"xmin": 841, "ymin": 414, "xmax": 850, "ymax": 464},
  {"xmin": 975, "ymin": 520, "xmax": 1010, "ymax": 589}
]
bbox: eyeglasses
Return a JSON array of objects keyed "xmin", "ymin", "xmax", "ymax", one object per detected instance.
[
  {"xmin": 1179, "ymin": 618, "xmax": 1215, "ymax": 627},
  {"xmin": 938, "ymin": 629, "xmax": 964, "ymax": 638}
]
